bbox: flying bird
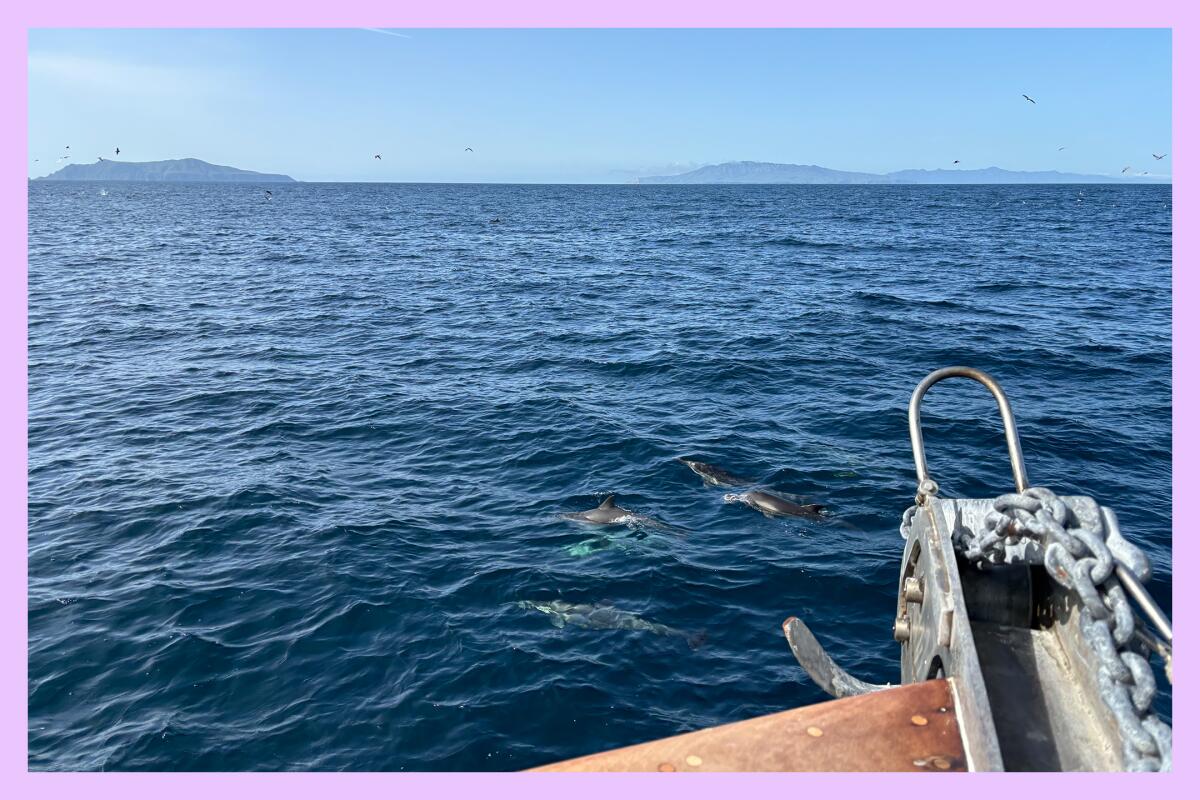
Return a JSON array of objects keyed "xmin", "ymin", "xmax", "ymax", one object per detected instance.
[
  {"xmin": 115, "ymin": 147, "xmax": 120, "ymax": 156},
  {"xmin": 1153, "ymin": 153, "xmax": 1166, "ymax": 160},
  {"xmin": 374, "ymin": 154, "xmax": 382, "ymax": 160},
  {"xmin": 1022, "ymin": 94, "xmax": 1036, "ymax": 104},
  {"xmin": 1058, "ymin": 146, "xmax": 1067, "ymax": 151},
  {"xmin": 464, "ymin": 147, "xmax": 473, "ymax": 152},
  {"xmin": 952, "ymin": 160, "xmax": 960, "ymax": 165},
  {"xmin": 1121, "ymin": 166, "xmax": 1131, "ymax": 174},
  {"xmin": 265, "ymin": 190, "xmax": 273, "ymax": 200}
]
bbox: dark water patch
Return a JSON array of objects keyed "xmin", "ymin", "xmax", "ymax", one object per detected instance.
[{"xmin": 28, "ymin": 182, "xmax": 1171, "ymax": 771}]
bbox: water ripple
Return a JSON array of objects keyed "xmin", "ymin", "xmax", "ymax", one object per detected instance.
[{"xmin": 28, "ymin": 182, "xmax": 1171, "ymax": 770}]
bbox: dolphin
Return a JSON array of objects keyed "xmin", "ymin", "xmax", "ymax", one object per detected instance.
[
  {"xmin": 564, "ymin": 537, "xmax": 628, "ymax": 557},
  {"xmin": 561, "ymin": 495, "xmax": 681, "ymax": 531},
  {"xmin": 562, "ymin": 495, "xmax": 635, "ymax": 524},
  {"xmin": 518, "ymin": 600, "xmax": 705, "ymax": 647},
  {"xmin": 564, "ymin": 523, "xmax": 667, "ymax": 557},
  {"xmin": 677, "ymin": 457, "xmax": 752, "ymax": 488},
  {"xmin": 724, "ymin": 490, "xmax": 826, "ymax": 518}
]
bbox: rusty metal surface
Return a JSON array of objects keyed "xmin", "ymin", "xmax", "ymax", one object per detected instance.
[{"xmin": 530, "ymin": 678, "xmax": 966, "ymax": 772}]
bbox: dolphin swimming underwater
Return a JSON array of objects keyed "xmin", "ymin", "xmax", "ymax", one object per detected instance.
[
  {"xmin": 564, "ymin": 534, "xmax": 638, "ymax": 557},
  {"xmin": 724, "ymin": 490, "xmax": 826, "ymax": 519},
  {"xmin": 518, "ymin": 600, "xmax": 705, "ymax": 647},
  {"xmin": 677, "ymin": 457, "xmax": 752, "ymax": 488}
]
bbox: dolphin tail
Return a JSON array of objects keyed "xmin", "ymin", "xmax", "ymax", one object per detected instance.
[{"xmin": 687, "ymin": 630, "xmax": 708, "ymax": 650}]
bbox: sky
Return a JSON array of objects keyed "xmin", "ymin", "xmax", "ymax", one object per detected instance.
[{"xmin": 27, "ymin": 28, "xmax": 1171, "ymax": 183}]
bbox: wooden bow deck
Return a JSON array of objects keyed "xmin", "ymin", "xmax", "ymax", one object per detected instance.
[{"xmin": 530, "ymin": 678, "xmax": 967, "ymax": 772}]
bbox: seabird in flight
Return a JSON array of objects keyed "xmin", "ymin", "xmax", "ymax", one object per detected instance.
[
  {"xmin": 115, "ymin": 147, "xmax": 120, "ymax": 156},
  {"xmin": 374, "ymin": 154, "xmax": 382, "ymax": 159},
  {"xmin": 952, "ymin": 160, "xmax": 960, "ymax": 165},
  {"xmin": 1121, "ymin": 166, "xmax": 1131, "ymax": 174},
  {"xmin": 465, "ymin": 147, "xmax": 473, "ymax": 152},
  {"xmin": 1022, "ymin": 94, "xmax": 1036, "ymax": 104},
  {"xmin": 265, "ymin": 190, "xmax": 273, "ymax": 199},
  {"xmin": 1153, "ymin": 153, "xmax": 1166, "ymax": 160},
  {"xmin": 1058, "ymin": 146, "xmax": 1066, "ymax": 151}
]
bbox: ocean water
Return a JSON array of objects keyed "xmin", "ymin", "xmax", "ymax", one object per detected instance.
[{"xmin": 28, "ymin": 183, "xmax": 1172, "ymax": 771}]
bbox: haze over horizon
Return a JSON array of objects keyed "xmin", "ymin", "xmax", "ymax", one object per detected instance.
[{"xmin": 28, "ymin": 28, "xmax": 1171, "ymax": 183}]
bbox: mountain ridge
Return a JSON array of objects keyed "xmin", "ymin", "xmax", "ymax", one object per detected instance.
[
  {"xmin": 632, "ymin": 160, "xmax": 1169, "ymax": 184},
  {"xmin": 35, "ymin": 158, "xmax": 296, "ymax": 183}
]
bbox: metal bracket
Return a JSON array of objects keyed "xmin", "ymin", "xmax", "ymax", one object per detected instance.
[{"xmin": 782, "ymin": 617, "xmax": 887, "ymax": 698}]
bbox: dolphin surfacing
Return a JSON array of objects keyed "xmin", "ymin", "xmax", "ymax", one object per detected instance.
[
  {"xmin": 677, "ymin": 457, "xmax": 752, "ymax": 488},
  {"xmin": 561, "ymin": 495, "xmax": 635, "ymax": 525},
  {"xmin": 724, "ymin": 490, "xmax": 825, "ymax": 518},
  {"xmin": 561, "ymin": 495, "xmax": 680, "ymax": 531}
]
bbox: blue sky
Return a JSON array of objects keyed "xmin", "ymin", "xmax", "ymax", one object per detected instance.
[{"xmin": 28, "ymin": 28, "xmax": 1171, "ymax": 182}]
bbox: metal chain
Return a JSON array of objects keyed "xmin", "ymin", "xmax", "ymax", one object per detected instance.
[{"xmin": 957, "ymin": 487, "xmax": 1172, "ymax": 772}]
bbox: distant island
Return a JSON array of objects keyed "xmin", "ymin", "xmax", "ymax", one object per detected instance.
[
  {"xmin": 34, "ymin": 158, "xmax": 296, "ymax": 183},
  {"xmin": 632, "ymin": 161, "xmax": 1169, "ymax": 185}
]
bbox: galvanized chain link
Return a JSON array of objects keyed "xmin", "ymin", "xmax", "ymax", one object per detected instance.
[{"xmin": 957, "ymin": 487, "xmax": 1172, "ymax": 772}]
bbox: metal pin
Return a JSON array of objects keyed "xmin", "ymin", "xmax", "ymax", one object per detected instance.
[{"xmin": 904, "ymin": 577, "xmax": 924, "ymax": 603}]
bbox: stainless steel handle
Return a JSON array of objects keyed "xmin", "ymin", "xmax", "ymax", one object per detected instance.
[{"xmin": 909, "ymin": 367, "xmax": 1029, "ymax": 498}]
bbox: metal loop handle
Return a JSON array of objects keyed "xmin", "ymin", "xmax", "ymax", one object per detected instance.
[{"xmin": 909, "ymin": 367, "xmax": 1029, "ymax": 497}]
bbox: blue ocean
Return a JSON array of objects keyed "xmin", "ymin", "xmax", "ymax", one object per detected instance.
[{"xmin": 27, "ymin": 182, "xmax": 1172, "ymax": 770}]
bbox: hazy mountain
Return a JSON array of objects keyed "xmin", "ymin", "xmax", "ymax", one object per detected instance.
[
  {"xmin": 634, "ymin": 161, "xmax": 891, "ymax": 184},
  {"xmin": 34, "ymin": 158, "xmax": 296, "ymax": 183},
  {"xmin": 633, "ymin": 160, "xmax": 1169, "ymax": 185},
  {"xmin": 885, "ymin": 166, "xmax": 1165, "ymax": 184}
]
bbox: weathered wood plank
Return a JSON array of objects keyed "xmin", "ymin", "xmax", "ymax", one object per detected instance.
[{"xmin": 530, "ymin": 679, "xmax": 966, "ymax": 772}]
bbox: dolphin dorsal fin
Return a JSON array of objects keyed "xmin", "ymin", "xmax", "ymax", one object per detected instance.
[{"xmin": 599, "ymin": 495, "xmax": 616, "ymax": 509}]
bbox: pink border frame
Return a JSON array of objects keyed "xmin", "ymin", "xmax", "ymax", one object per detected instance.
[{"xmin": 5, "ymin": 2, "xmax": 1190, "ymax": 794}]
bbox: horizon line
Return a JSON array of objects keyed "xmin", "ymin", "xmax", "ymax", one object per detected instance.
[{"xmin": 29, "ymin": 178, "xmax": 1174, "ymax": 186}]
